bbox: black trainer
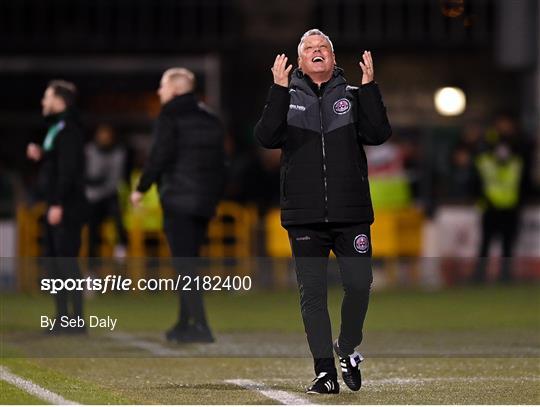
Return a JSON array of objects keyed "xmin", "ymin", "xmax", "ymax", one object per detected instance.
[
  {"xmin": 334, "ymin": 340, "xmax": 363, "ymax": 391},
  {"xmin": 44, "ymin": 323, "xmax": 66, "ymax": 335},
  {"xmin": 306, "ymin": 372, "xmax": 339, "ymax": 394},
  {"xmin": 176, "ymin": 323, "xmax": 215, "ymax": 343},
  {"xmin": 165, "ymin": 321, "xmax": 189, "ymax": 342}
]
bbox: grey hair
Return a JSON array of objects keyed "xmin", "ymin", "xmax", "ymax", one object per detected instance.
[
  {"xmin": 297, "ymin": 29, "xmax": 334, "ymax": 55},
  {"xmin": 163, "ymin": 67, "xmax": 196, "ymax": 91}
]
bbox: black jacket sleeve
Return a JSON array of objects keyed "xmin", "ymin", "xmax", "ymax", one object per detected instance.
[
  {"xmin": 254, "ymin": 84, "xmax": 290, "ymax": 149},
  {"xmin": 52, "ymin": 126, "xmax": 84, "ymax": 206},
  {"xmin": 356, "ymin": 81, "xmax": 392, "ymax": 146},
  {"xmin": 137, "ymin": 115, "xmax": 177, "ymax": 192}
]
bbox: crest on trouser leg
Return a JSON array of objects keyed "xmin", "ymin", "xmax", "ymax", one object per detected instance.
[{"xmin": 353, "ymin": 234, "xmax": 369, "ymax": 253}]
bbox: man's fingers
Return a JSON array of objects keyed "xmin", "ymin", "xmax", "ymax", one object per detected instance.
[
  {"xmin": 365, "ymin": 51, "xmax": 373, "ymax": 71},
  {"xmin": 272, "ymin": 54, "xmax": 291, "ymax": 86},
  {"xmin": 366, "ymin": 51, "xmax": 374, "ymax": 71},
  {"xmin": 272, "ymin": 54, "xmax": 289, "ymax": 75},
  {"xmin": 359, "ymin": 61, "xmax": 366, "ymax": 73},
  {"xmin": 276, "ymin": 55, "xmax": 284, "ymax": 71},
  {"xmin": 273, "ymin": 55, "xmax": 280, "ymax": 66},
  {"xmin": 272, "ymin": 54, "xmax": 283, "ymax": 71},
  {"xmin": 278, "ymin": 54, "xmax": 287, "ymax": 72},
  {"xmin": 273, "ymin": 54, "xmax": 281, "ymax": 67},
  {"xmin": 361, "ymin": 51, "xmax": 369, "ymax": 64},
  {"xmin": 272, "ymin": 57, "xmax": 279, "ymax": 71},
  {"xmin": 360, "ymin": 51, "xmax": 374, "ymax": 78},
  {"xmin": 281, "ymin": 57, "xmax": 289, "ymax": 73}
]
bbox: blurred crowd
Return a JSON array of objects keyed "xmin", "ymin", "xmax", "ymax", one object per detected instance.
[
  {"xmin": 0, "ymin": 110, "xmax": 537, "ymax": 259},
  {"xmin": 440, "ymin": 112, "xmax": 534, "ymax": 207}
]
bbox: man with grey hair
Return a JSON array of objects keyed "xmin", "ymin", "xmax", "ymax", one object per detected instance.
[
  {"xmin": 297, "ymin": 28, "xmax": 334, "ymax": 55},
  {"xmin": 255, "ymin": 29, "xmax": 391, "ymax": 393},
  {"xmin": 131, "ymin": 68, "xmax": 225, "ymax": 343}
]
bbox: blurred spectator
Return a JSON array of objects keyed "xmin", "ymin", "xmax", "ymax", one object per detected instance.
[
  {"xmin": 488, "ymin": 112, "xmax": 520, "ymax": 148},
  {"xmin": 460, "ymin": 122, "xmax": 485, "ymax": 154},
  {"xmin": 472, "ymin": 140, "xmax": 523, "ymax": 283},
  {"xmin": 485, "ymin": 112, "xmax": 534, "ymax": 200},
  {"xmin": 242, "ymin": 147, "xmax": 281, "ymax": 213},
  {"xmin": 221, "ymin": 132, "xmax": 248, "ymax": 201},
  {"xmin": 446, "ymin": 142, "xmax": 476, "ymax": 202},
  {"xmin": 85, "ymin": 124, "xmax": 128, "ymax": 258},
  {"xmin": 444, "ymin": 123, "xmax": 486, "ymax": 203},
  {"xmin": 365, "ymin": 139, "xmax": 412, "ymax": 209},
  {"xmin": 222, "ymin": 141, "xmax": 281, "ymax": 215}
]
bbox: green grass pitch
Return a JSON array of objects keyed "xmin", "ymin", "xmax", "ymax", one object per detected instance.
[{"xmin": 1, "ymin": 284, "xmax": 539, "ymax": 404}]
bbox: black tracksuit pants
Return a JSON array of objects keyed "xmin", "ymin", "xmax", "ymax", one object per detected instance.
[
  {"xmin": 286, "ymin": 222, "xmax": 373, "ymax": 376},
  {"xmin": 44, "ymin": 212, "xmax": 84, "ymax": 319},
  {"xmin": 163, "ymin": 211, "xmax": 210, "ymax": 328},
  {"xmin": 88, "ymin": 194, "xmax": 128, "ymax": 258},
  {"xmin": 474, "ymin": 208, "xmax": 519, "ymax": 282}
]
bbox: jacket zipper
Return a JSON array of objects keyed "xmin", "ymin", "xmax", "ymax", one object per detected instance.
[{"xmin": 318, "ymin": 95, "xmax": 329, "ymax": 222}]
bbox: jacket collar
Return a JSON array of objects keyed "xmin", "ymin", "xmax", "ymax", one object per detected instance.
[
  {"xmin": 43, "ymin": 108, "xmax": 81, "ymax": 128},
  {"xmin": 161, "ymin": 93, "xmax": 198, "ymax": 116},
  {"xmin": 290, "ymin": 67, "xmax": 347, "ymax": 96}
]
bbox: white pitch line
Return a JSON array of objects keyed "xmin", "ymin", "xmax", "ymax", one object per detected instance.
[
  {"xmin": 110, "ymin": 333, "xmax": 316, "ymax": 404},
  {"xmin": 364, "ymin": 376, "xmax": 540, "ymax": 386},
  {"xmin": 0, "ymin": 365, "xmax": 79, "ymax": 405},
  {"xmin": 226, "ymin": 379, "xmax": 316, "ymax": 405},
  {"xmin": 272, "ymin": 375, "xmax": 540, "ymax": 388},
  {"xmin": 110, "ymin": 332, "xmax": 183, "ymax": 356}
]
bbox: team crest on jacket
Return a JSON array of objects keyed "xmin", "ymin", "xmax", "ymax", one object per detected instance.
[
  {"xmin": 333, "ymin": 98, "xmax": 351, "ymax": 115},
  {"xmin": 353, "ymin": 234, "xmax": 369, "ymax": 253}
]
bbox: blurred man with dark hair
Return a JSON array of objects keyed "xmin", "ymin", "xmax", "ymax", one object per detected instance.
[
  {"xmin": 255, "ymin": 29, "xmax": 391, "ymax": 394},
  {"xmin": 26, "ymin": 80, "xmax": 87, "ymax": 333},
  {"xmin": 131, "ymin": 68, "xmax": 225, "ymax": 343},
  {"xmin": 85, "ymin": 124, "xmax": 128, "ymax": 258}
]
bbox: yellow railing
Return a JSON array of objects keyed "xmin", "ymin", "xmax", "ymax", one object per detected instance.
[
  {"xmin": 16, "ymin": 203, "xmax": 423, "ymax": 291},
  {"xmin": 264, "ymin": 207, "xmax": 424, "ymax": 258},
  {"xmin": 17, "ymin": 201, "xmax": 258, "ymax": 259},
  {"xmin": 371, "ymin": 207, "xmax": 424, "ymax": 257}
]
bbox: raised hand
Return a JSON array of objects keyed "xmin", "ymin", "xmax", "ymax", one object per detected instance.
[
  {"xmin": 271, "ymin": 54, "xmax": 293, "ymax": 88},
  {"xmin": 359, "ymin": 51, "xmax": 374, "ymax": 85}
]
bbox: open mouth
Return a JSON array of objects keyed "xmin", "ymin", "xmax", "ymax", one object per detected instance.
[{"xmin": 312, "ymin": 56, "xmax": 324, "ymax": 63}]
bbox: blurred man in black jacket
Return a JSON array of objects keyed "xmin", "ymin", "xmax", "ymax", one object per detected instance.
[
  {"xmin": 131, "ymin": 68, "xmax": 225, "ymax": 343},
  {"xmin": 255, "ymin": 29, "xmax": 392, "ymax": 394},
  {"xmin": 27, "ymin": 80, "xmax": 88, "ymax": 333}
]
